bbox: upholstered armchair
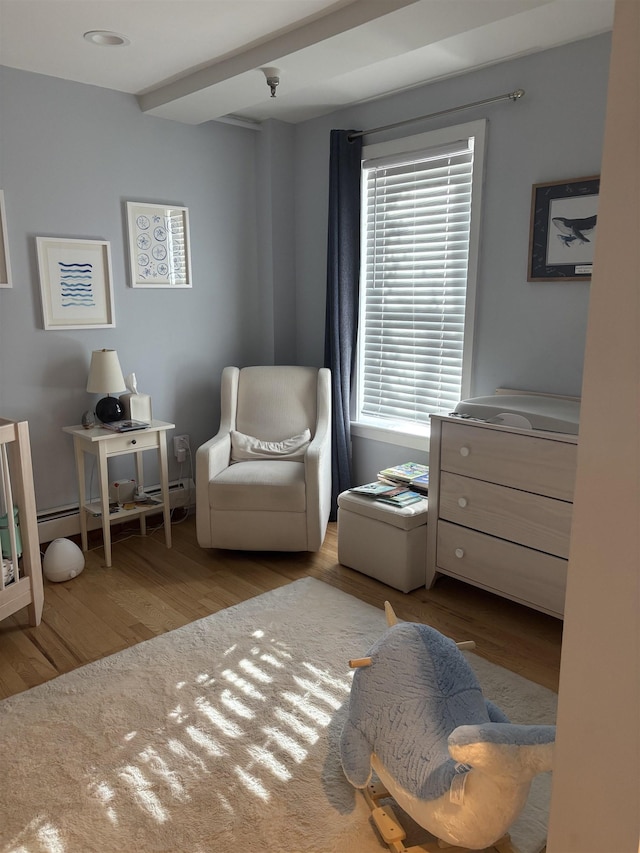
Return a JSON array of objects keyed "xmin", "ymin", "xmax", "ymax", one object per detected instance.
[{"xmin": 196, "ymin": 365, "xmax": 332, "ymax": 551}]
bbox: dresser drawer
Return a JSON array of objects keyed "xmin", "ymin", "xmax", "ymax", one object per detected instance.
[
  {"xmin": 105, "ymin": 430, "xmax": 159, "ymax": 455},
  {"xmin": 436, "ymin": 520, "xmax": 567, "ymax": 616},
  {"xmin": 439, "ymin": 421, "xmax": 577, "ymax": 500},
  {"xmin": 439, "ymin": 472, "xmax": 573, "ymax": 558}
]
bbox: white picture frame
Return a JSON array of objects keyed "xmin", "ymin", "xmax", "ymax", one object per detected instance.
[
  {"xmin": 36, "ymin": 237, "xmax": 116, "ymax": 330},
  {"xmin": 126, "ymin": 201, "xmax": 192, "ymax": 288},
  {"xmin": 0, "ymin": 190, "xmax": 12, "ymax": 288}
]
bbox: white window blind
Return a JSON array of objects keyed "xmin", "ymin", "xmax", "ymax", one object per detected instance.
[{"xmin": 356, "ymin": 123, "xmax": 483, "ymax": 433}]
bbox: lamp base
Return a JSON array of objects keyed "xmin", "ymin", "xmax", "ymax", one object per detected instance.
[{"xmin": 95, "ymin": 396, "xmax": 124, "ymax": 423}]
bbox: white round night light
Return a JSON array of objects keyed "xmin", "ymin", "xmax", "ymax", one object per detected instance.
[{"xmin": 43, "ymin": 538, "xmax": 85, "ymax": 582}]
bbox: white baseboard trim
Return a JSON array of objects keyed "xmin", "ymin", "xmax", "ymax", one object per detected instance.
[{"xmin": 37, "ymin": 479, "xmax": 195, "ymax": 543}]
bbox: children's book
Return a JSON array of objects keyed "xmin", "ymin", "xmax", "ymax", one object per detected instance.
[
  {"xmin": 375, "ymin": 490, "xmax": 425, "ymax": 507},
  {"xmin": 378, "ymin": 462, "xmax": 429, "ymax": 485},
  {"xmin": 407, "ymin": 471, "xmax": 429, "ymax": 493},
  {"xmin": 101, "ymin": 419, "xmax": 150, "ymax": 432},
  {"xmin": 349, "ymin": 482, "xmax": 400, "ymax": 497}
]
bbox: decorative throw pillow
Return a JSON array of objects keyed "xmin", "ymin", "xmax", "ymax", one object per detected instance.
[{"xmin": 230, "ymin": 428, "xmax": 311, "ymax": 462}]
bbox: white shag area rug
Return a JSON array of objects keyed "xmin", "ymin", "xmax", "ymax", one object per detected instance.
[{"xmin": 0, "ymin": 578, "xmax": 557, "ymax": 853}]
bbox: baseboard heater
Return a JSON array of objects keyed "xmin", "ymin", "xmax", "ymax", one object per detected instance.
[{"xmin": 36, "ymin": 479, "xmax": 195, "ymax": 543}]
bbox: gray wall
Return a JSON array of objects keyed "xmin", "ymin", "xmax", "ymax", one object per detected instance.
[
  {"xmin": 257, "ymin": 120, "xmax": 298, "ymax": 365},
  {"xmin": 0, "ymin": 32, "xmax": 611, "ymax": 512},
  {"xmin": 292, "ymin": 34, "xmax": 610, "ymax": 483},
  {"xmin": 0, "ymin": 67, "xmax": 269, "ymax": 511}
]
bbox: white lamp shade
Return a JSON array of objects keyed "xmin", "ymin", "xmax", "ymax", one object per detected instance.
[{"xmin": 87, "ymin": 349, "xmax": 126, "ymax": 394}]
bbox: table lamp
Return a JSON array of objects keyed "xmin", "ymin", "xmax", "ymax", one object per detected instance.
[{"xmin": 87, "ymin": 348, "xmax": 126, "ymax": 422}]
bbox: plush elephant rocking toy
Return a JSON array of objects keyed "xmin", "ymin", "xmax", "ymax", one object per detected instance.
[{"xmin": 340, "ymin": 603, "xmax": 555, "ymax": 853}]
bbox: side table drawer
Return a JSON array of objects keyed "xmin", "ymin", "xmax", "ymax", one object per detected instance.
[
  {"xmin": 105, "ymin": 430, "xmax": 160, "ymax": 455},
  {"xmin": 436, "ymin": 520, "xmax": 567, "ymax": 616},
  {"xmin": 440, "ymin": 421, "xmax": 577, "ymax": 500},
  {"xmin": 439, "ymin": 472, "xmax": 573, "ymax": 558}
]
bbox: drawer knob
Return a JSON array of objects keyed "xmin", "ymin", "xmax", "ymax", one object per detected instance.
[
  {"xmin": 454, "ymin": 548, "xmax": 465, "ymax": 559},
  {"xmin": 457, "ymin": 497, "xmax": 468, "ymax": 508},
  {"xmin": 459, "ymin": 446, "xmax": 470, "ymax": 457},
  {"xmin": 131, "ymin": 439, "xmax": 137, "ymax": 445}
]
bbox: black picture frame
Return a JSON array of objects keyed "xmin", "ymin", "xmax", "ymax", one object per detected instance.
[{"xmin": 528, "ymin": 175, "xmax": 600, "ymax": 281}]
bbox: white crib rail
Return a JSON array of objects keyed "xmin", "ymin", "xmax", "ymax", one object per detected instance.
[
  {"xmin": 1, "ymin": 442, "xmax": 19, "ymax": 585},
  {"xmin": 0, "ymin": 419, "xmax": 44, "ymax": 625}
]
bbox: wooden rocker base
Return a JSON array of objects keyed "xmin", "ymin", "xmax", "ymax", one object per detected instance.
[{"xmin": 362, "ymin": 778, "xmax": 522, "ymax": 853}]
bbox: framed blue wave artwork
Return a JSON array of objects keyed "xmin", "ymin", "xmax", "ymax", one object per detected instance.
[{"xmin": 36, "ymin": 237, "xmax": 115, "ymax": 329}]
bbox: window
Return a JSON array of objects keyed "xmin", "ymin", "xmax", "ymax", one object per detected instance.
[{"xmin": 354, "ymin": 120, "xmax": 486, "ymax": 443}]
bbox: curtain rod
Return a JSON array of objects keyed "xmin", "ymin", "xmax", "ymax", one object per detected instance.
[{"xmin": 348, "ymin": 88, "xmax": 525, "ymax": 142}]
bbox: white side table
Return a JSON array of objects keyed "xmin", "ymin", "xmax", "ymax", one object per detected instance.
[{"xmin": 63, "ymin": 420, "xmax": 175, "ymax": 567}]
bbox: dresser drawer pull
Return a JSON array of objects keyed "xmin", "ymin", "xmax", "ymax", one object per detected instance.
[
  {"xmin": 454, "ymin": 548, "xmax": 465, "ymax": 559},
  {"xmin": 131, "ymin": 439, "xmax": 137, "ymax": 445},
  {"xmin": 459, "ymin": 446, "xmax": 470, "ymax": 457},
  {"xmin": 457, "ymin": 497, "xmax": 468, "ymax": 508}
]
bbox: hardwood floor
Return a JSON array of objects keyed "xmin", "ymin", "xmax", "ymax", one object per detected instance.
[{"xmin": 0, "ymin": 513, "xmax": 563, "ymax": 701}]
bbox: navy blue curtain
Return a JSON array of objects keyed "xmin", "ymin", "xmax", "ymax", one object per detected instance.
[{"xmin": 324, "ymin": 129, "xmax": 363, "ymax": 520}]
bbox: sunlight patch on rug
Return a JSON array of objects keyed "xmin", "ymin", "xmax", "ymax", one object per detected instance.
[{"xmin": 0, "ymin": 578, "xmax": 556, "ymax": 853}]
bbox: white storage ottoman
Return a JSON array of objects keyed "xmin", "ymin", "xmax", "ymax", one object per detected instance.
[{"xmin": 337, "ymin": 489, "xmax": 428, "ymax": 593}]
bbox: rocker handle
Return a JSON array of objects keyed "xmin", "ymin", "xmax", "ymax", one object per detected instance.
[{"xmin": 349, "ymin": 640, "xmax": 476, "ymax": 668}]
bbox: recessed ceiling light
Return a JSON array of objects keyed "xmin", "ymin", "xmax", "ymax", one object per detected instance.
[{"xmin": 83, "ymin": 30, "xmax": 130, "ymax": 47}]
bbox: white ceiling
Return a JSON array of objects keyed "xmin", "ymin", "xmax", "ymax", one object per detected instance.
[{"xmin": 0, "ymin": 0, "xmax": 614, "ymax": 126}]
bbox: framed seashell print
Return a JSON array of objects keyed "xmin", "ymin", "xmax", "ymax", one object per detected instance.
[{"xmin": 126, "ymin": 201, "xmax": 192, "ymax": 288}]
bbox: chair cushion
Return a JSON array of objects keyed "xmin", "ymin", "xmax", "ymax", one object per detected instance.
[
  {"xmin": 209, "ymin": 460, "xmax": 306, "ymax": 512},
  {"xmin": 235, "ymin": 366, "xmax": 318, "ymax": 440},
  {"xmin": 230, "ymin": 428, "xmax": 311, "ymax": 462}
]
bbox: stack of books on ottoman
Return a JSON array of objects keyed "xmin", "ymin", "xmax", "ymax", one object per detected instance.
[
  {"xmin": 350, "ymin": 462, "xmax": 429, "ymax": 507},
  {"xmin": 378, "ymin": 462, "xmax": 430, "ymax": 493}
]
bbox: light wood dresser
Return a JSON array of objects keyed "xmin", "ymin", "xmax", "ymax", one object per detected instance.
[{"xmin": 426, "ymin": 414, "xmax": 578, "ymax": 618}]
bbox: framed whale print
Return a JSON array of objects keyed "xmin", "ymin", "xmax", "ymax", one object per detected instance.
[
  {"xmin": 126, "ymin": 201, "xmax": 192, "ymax": 288},
  {"xmin": 528, "ymin": 175, "xmax": 600, "ymax": 281}
]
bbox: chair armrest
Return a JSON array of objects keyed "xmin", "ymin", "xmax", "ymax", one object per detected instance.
[
  {"xmin": 305, "ymin": 420, "xmax": 330, "ymax": 467},
  {"xmin": 196, "ymin": 431, "xmax": 231, "ymax": 482},
  {"xmin": 195, "ymin": 431, "xmax": 232, "ymax": 547},
  {"xmin": 304, "ymin": 367, "xmax": 332, "ymax": 549},
  {"xmin": 306, "ymin": 367, "xmax": 331, "ymax": 469}
]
